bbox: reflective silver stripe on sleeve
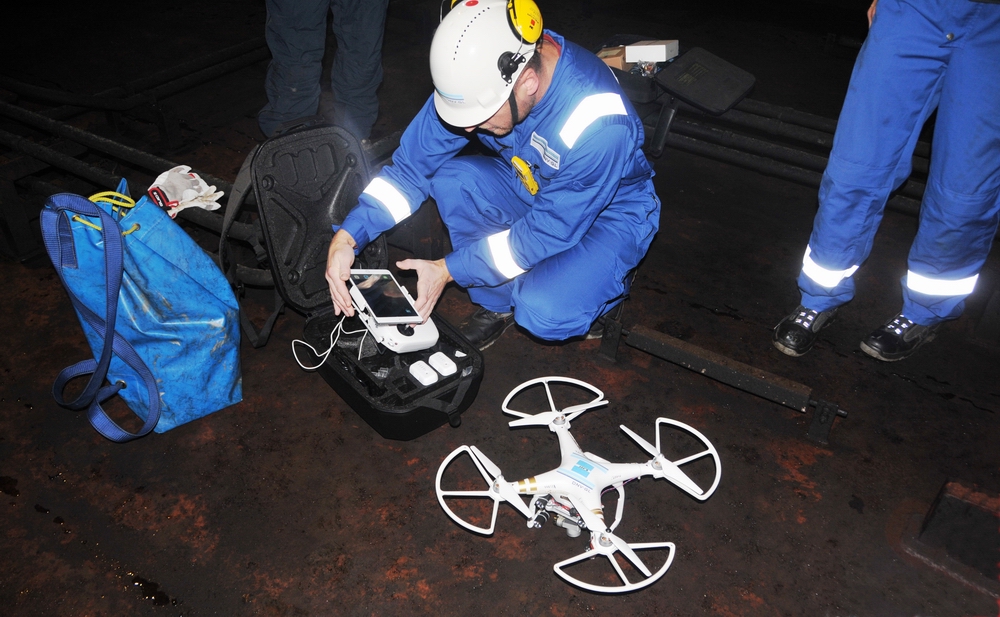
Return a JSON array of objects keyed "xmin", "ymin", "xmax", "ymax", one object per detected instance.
[
  {"xmin": 559, "ymin": 93, "xmax": 628, "ymax": 148},
  {"xmin": 906, "ymin": 271, "xmax": 978, "ymax": 296},
  {"xmin": 487, "ymin": 229, "xmax": 526, "ymax": 279},
  {"xmin": 801, "ymin": 245, "xmax": 859, "ymax": 289},
  {"xmin": 363, "ymin": 177, "xmax": 412, "ymax": 224}
]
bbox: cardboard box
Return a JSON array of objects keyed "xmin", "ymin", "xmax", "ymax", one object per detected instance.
[
  {"xmin": 597, "ymin": 46, "xmax": 628, "ymax": 71},
  {"xmin": 625, "ymin": 40, "xmax": 679, "ymax": 63}
]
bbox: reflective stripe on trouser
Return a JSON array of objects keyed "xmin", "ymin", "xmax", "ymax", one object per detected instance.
[
  {"xmin": 429, "ymin": 156, "xmax": 637, "ymax": 340},
  {"xmin": 799, "ymin": 0, "xmax": 1000, "ymax": 325}
]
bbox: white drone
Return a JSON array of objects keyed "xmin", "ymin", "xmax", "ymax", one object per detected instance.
[{"xmin": 434, "ymin": 376, "xmax": 722, "ymax": 593}]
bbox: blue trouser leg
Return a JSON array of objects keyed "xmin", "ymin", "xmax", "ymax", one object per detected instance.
[
  {"xmin": 902, "ymin": 1, "xmax": 1000, "ymax": 324},
  {"xmin": 329, "ymin": 0, "xmax": 388, "ymax": 140},
  {"xmin": 431, "ymin": 157, "xmax": 633, "ymax": 340},
  {"xmin": 800, "ymin": 0, "xmax": 1000, "ymax": 323},
  {"xmin": 798, "ymin": 0, "xmax": 948, "ymax": 314},
  {"xmin": 259, "ymin": 0, "xmax": 330, "ymax": 137}
]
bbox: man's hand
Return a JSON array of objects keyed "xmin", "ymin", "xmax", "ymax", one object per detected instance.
[
  {"xmin": 395, "ymin": 257, "xmax": 454, "ymax": 322},
  {"xmin": 325, "ymin": 229, "xmax": 358, "ymax": 317}
]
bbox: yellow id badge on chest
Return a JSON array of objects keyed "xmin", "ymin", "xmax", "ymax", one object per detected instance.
[{"xmin": 511, "ymin": 156, "xmax": 539, "ymax": 195}]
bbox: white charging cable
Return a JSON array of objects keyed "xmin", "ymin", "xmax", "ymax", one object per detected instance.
[{"xmin": 291, "ymin": 315, "xmax": 370, "ymax": 370}]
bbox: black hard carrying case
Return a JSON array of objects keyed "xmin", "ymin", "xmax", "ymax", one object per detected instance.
[{"xmin": 228, "ymin": 125, "xmax": 483, "ymax": 440}]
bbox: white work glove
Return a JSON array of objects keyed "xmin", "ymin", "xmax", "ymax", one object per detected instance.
[{"xmin": 148, "ymin": 165, "xmax": 225, "ymax": 219}]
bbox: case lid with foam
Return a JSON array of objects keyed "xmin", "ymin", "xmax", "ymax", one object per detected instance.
[{"xmin": 252, "ymin": 126, "xmax": 388, "ymax": 315}]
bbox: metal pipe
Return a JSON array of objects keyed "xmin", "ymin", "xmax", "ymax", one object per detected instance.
[
  {"xmin": 117, "ymin": 37, "xmax": 267, "ymax": 94},
  {"xmin": 35, "ymin": 38, "xmax": 268, "ymax": 119},
  {"xmin": 690, "ymin": 104, "xmax": 835, "ymax": 150},
  {"xmin": 0, "ymin": 101, "xmax": 230, "ymax": 192},
  {"xmin": 672, "ymin": 116, "xmax": 829, "ymax": 172},
  {"xmin": 0, "ymin": 124, "xmax": 257, "ymax": 241},
  {"xmin": 668, "ymin": 117, "xmax": 926, "ymax": 202},
  {"xmin": 0, "ymin": 128, "xmax": 118, "ymax": 188},
  {"xmin": 736, "ymin": 98, "xmax": 838, "ymax": 134},
  {"xmin": 661, "ymin": 131, "xmax": 923, "ymax": 217},
  {"xmin": 733, "ymin": 97, "xmax": 931, "ymax": 160},
  {"xmin": 147, "ymin": 47, "xmax": 271, "ymax": 101},
  {"xmin": 0, "ymin": 76, "xmax": 152, "ymax": 111},
  {"xmin": 0, "ymin": 105, "xmax": 400, "ymax": 243},
  {"xmin": 1, "ymin": 48, "xmax": 269, "ymax": 113}
]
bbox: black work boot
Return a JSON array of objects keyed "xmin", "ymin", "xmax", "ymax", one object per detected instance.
[
  {"xmin": 459, "ymin": 307, "xmax": 514, "ymax": 351},
  {"xmin": 772, "ymin": 305, "xmax": 838, "ymax": 357},
  {"xmin": 859, "ymin": 313, "xmax": 939, "ymax": 362},
  {"xmin": 585, "ymin": 302, "xmax": 625, "ymax": 340}
]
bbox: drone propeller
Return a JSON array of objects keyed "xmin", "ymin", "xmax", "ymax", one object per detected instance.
[
  {"xmin": 553, "ymin": 538, "xmax": 676, "ymax": 593},
  {"xmin": 620, "ymin": 423, "xmax": 703, "ymax": 495},
  {"xmin": 470, "ymin": 445, "xmax": 501, "ymax": 477},
  {"xmin": 507, "ymin": 399, "xmax": 609, "ymax": 428},
  {"xmin": 470, "ymin": 446, "xmax": 533, "ymax": 518},
  {"xmin": 620, "ymin": 424, "xmax": 658, "ymax": 457},
  {"xmin": 570, "ymin": 503, "xmax": 651, "ymax": 577},
  {"xmin": 435, "ymin": 445, "xmax": 533, "ymax": 535},
  {"xmin": 623, "ymin": 418, "xmax": 723, "ymax": 501},
  {"xmin": 607, "ymin": 531, "xmax": 652, "ymax": 577},
  {"xmin": 503, "ymin": 376, "xmax": 608, "ymax": 428},
  {"xmin": 554, "ymin": 502, "xmax": 675, "ymax": 593}
]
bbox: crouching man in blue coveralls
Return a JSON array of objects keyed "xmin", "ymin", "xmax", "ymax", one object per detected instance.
[
  {"xmin": 324, "ymin": 0, "xmax": 660, "ymax": 351},
  {"xmin": 773, "ymin": 0, "xmax": 1000, "ymax": 362}
]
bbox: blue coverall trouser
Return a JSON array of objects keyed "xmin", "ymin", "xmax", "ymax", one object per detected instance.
[
  {"xmin": 430, "ymin": 157, "xmax": 649, "ymax": 340},
  {"xmin": 799, "ymin": 0, "xmax": 1000, "ymax": 326},
  {"xmin": 258, "ymin": 0, "xmax": 388, "ymax": 139}
]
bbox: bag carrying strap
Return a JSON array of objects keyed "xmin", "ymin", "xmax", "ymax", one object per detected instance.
[
  {"xmin": 219, "ymin": 147, "xmax": 286, "ymax": 348},
  {"xmin": 40, "ymin": 194, "xmax": 161, "ymax": 442}
]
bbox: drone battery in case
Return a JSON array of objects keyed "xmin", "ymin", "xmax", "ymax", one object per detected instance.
[{"xmin": 249, "ymin": 125, "xmax": 483, "ymax": 440}]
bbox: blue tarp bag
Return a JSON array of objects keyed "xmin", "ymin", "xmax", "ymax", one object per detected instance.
[{"xmin": 40, "ymin": 179, "xmax": 242, "ymax": 442}]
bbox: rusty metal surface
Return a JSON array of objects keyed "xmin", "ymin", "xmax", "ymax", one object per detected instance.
[{"xmin": 2, "ymin": 1, "xmax": 999, "ymax": 616}]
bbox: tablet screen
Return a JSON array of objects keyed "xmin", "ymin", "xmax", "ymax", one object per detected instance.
[{"xmin": 349, "ymin": 272, "xmax": 420, "ymax": 322}]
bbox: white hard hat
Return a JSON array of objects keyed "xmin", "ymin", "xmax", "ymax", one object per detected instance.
[{"xmin": 430, "ymin": 0, "xmax": 544, "ymax": 128}]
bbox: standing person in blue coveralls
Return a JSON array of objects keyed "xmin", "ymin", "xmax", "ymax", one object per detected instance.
[
  {"xmin": 258, "ymin": 0, "xmax": 389, "ymax": 139},
  {"xmin": 773, "ymin": 0, "xmax": 1000, "ymax": 362},
  {"xmin": 324, "ymin": 0, "xmax": 660, "ymax": 351}
]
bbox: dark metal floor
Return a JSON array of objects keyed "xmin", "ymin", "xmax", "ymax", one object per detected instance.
[{"xmin": 2, "ymin": 1, "xmax": 998, "ymax": 615}]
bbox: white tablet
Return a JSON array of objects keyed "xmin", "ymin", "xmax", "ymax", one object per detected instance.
[{"xmin": 347, "ymin": 269, "xmax": 422, "ymax": 325}]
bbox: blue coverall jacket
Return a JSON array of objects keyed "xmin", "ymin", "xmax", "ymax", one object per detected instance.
[{"xmin": 340, "ymin": 31, "xmax": 661, "ymax": 340}]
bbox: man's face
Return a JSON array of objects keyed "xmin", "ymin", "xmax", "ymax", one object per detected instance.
[{"xmin": 465, "ymin": 100, "xmax": 515, "ymax": 136}]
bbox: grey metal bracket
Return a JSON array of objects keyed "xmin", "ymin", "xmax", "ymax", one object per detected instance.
[
  {"xmin": 807, "ymin": 399, "xmax": 847, "ymax": 445},
  {"xmin": 598, "ymin": 314, "xmax": 846, "ymax": 444}
]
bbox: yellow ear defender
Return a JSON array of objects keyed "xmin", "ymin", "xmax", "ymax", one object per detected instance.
[{"xmin": 506, "ymin": 0, "xmax": 543, "ymax": 45}]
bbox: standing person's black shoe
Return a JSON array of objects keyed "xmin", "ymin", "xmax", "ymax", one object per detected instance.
[
  {"xmin": 772, "ymin": 305, "xmax": 838, "ymax": 357},
  {"xmin": 459, "ymin": 307, "xmax": 514, "ymax": 351},
  {"xmin": 859, "ymin": 313, "xmax": 939, "ymax": 361}
]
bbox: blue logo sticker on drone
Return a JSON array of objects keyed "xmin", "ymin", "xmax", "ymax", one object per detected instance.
[
  {"xmin": 557, "ymin": 454, "xmax": 606, "ymax": 490},
  {"xmin": 572, "ymin": 459, "xmax": 595, "ymax": 478}
]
